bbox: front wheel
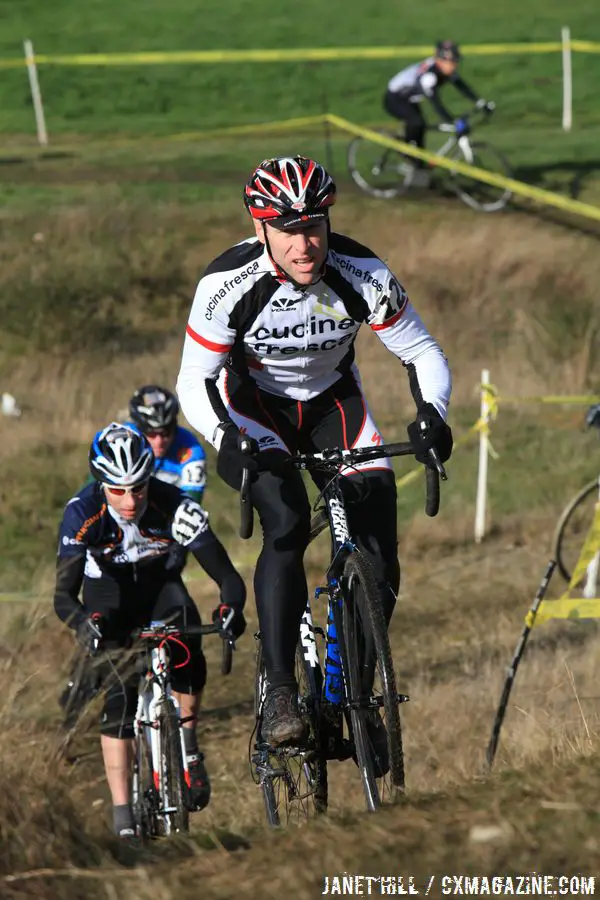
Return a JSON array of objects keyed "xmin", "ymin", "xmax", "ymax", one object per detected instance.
[
  {"xmin": 347, "ymin": 133, "xmax": 414, "ymax": 199},
  {"xmin": 446, "ymin": 141, "xmax": 512, "ymax": 212},
  {"xmin": 132, "ymin": 725, "xmax": 157, "ymax": 838},
  {"xmin": 156, "ymin": 702, "xmax": 189, "ymax": 835},
  {"xmin": 337, "ymin": 551, "xmax": 405, "ymax": 812},
  {"xmin": 553, "ymin": 479, "xmax": 600, "ymax": 583}
]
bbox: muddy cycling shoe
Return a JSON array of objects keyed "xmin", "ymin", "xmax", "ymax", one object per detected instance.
[
  {"xmin": 186, "ymin": 752, "xmax": 211, "ymax": 811},
  {"xmin": 352, "ymin": 709, "xmax": 390, "ymax": 778},
  {"xmin": 260, "ymin": 686, "xmax": 306, "ymax": 747}
]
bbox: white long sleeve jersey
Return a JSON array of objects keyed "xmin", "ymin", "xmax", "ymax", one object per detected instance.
[{"xmin": 177, "ymin": 232, "xmax": 452, "ymax": 448}]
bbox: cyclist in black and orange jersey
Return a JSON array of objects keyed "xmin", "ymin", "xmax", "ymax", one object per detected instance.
[{"xmin": 53, "ymin": 422, "xmax": 246, "ymax": 838}]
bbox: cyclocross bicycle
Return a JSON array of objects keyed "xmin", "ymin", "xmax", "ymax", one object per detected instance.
[
  {"xmin": 58, "ymin": 620, "xmax": 234, "ymax": 838},
  {"xmin": 239, "ymin": 439, "xmax": 446, "ymax": 823},
  {"xmin": 130, "ymin": 620, "xmax": 234, "ymax": 837},
  {"xmin": 552, "ymin": 410, "xmax": 600, "ymax": 586},
  {"xmin": 347, "ymin": 105, "xmax": 512, "ymax": 212}
]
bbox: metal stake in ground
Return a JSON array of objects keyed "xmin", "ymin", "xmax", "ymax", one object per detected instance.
[{"xmin": 485, "ymin": 558, "xmax": 557, "ymax": 772}]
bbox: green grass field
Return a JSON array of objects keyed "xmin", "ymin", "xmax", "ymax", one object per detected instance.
[
  {"xmin": 1, "ymin": 0, "xmax": 600, "ymax": 213},
  {"xmin": 2, "ymin": 0, "xmax": 600, "ymax": 141}
]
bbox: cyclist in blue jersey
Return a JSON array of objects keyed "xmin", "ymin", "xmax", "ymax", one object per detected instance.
[
  {"xmin": 54, "ymin": 423, "xmax": 246, "ymax": 838},
  {"xmin": 128, "ymin": 385, "xmax": 207, "ymax": 501}
]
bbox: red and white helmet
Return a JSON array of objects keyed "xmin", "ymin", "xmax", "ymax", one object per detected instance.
[{"xmin": 244, "ymin": 156, "xmax": 336, "ymax": 229}]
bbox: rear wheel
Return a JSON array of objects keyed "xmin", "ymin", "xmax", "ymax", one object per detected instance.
[
  {"xmin": 253, "ymin": 634, "xmax": 327, "ymax": 826},
  {"xmin": 347, "ymin": 132, "xmax": 413, "ymax": 199},
  {"xmin": 337, "ymin": 551, "xmax": 404, "ymax": 812},
  {"xmin": 156, "ymin": 702, "xmax": 189, "ymax": 835},
  {"xmin": 553, "ymin": 479, "xmax": 600, "ymax": 584},
  {"xmin": 446, "ymin": 141, "xmax": 512, "ymax": 212}
]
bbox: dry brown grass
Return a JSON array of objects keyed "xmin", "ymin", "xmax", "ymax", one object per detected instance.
[
  {"xmin": 2, "ymin": 519, "xmax": 600, "ymax": 899},
  {"xmin": 1, "ymin": 200, "xmax": 600, "ymax": 896}
]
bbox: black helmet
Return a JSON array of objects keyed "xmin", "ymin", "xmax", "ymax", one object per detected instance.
[
  {"xmin": 129, "ymin": 385, "xmax": 179, "ymax": 433},
  {"xmin": 435, "ymin": 40, "xmax": 461, "ymax": 62}
]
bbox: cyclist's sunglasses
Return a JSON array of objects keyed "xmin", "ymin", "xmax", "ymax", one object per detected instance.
[
  {"xmin": 104, "ymin": 480, "xmax": 149, "ymax": 497},
  {"xmin": 145, "ymin": 427, "xmax": 174, "ymax": 439}
]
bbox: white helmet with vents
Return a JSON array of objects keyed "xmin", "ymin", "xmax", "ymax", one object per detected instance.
[{"xmin": 89, "ymin": 422, "xmax": 154, "ymax": 486}]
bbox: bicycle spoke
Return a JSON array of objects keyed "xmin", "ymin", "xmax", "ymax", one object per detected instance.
[
  {"xmin": 446, "ymin": 141, "xmax": 512, "ymax": 212},
  {"xmin": 340, "ymin": 551, "xmax": 405, "ymax": 812},
  {"xmin": 554, "ymin": 480, "xmax": 600, "ymax": 584},
  {"xmin": 347, "ymin": 134, "xmax": 411, "ymax": 199}
]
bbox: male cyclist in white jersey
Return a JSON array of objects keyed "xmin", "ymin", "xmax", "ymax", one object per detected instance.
[
  {"xmin": 177, "ymin": 155, "xmax": 452, "ymax": 751},
  {"xmin": 384, "ymin": 40, "xmax": 494, "ymax": 182}
]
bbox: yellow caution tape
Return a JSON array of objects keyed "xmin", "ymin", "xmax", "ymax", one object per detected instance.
[
  {"xmin": 534, "ymin": 597, "xmax": 600, "ymax": 625},
  {"xmin": 480, "ymin": 383, "xmax": 500, "ymax": 421},
  {"xmin": 163, "ymin": 115, "xmax": 327, "ymax": 142},
  {"xmin": 566, "ymin": 503, "xmax": 600, "ymax": 591},
  {"xmin": 395, "ymin": 468, "xmax": 422, "ymax": 491},
  {"xmin": 532, "ymin": 503, "xmax": 600, "ymax": 626},
  {"xmin": 0, "ymin": 115, "xmax": 329, "ymax": 162},
  {"xmin": 495, "ymin": 394, "xmax": 600, "ymax": 406},
  {"xmin": 326, "ymin": 115, "xmax": 600, "ymax": 224},
  {"xmin": 571, "ymin": 40, "xmax": 600, "ymax": 53},
  {"xmin": 6, "ymin": 41, "xmax": 600, "ymax": 68},
  {"xmin": 474, "ymin": 383, "xmax": 500, "ymax": 459}
]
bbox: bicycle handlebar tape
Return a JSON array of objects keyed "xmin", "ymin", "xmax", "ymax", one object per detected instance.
[
  {"xmin": 221, "ymin": 638, "xmax": 233, "ymax": 676},
  {"xmin": 425, "ymin": 466, "xmax": 440, "ymax": 517}
]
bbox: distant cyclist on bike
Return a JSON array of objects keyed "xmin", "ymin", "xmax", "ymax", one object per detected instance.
[
  {"xmin": 53, "ymin": 423, "xmax": 246, "ymax": 838},
  {"xmin": 383, "ymin": 40, "xmax": 494, "ymax": 182},
  {"xmin": 177, "ymin": 155, "xmax": 452, "ymax": 755},
  {"xmin": 127, "ymin": 384, "xmax": 207, "ymax": 501}
]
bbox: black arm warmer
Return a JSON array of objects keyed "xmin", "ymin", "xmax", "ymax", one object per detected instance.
[
  {"xmin": 54, "ymin": 555, "xmax": 87, "ymax": 628},
  {"xmin": 454, "ymin": 76, "xmax": 479, "ymax": 103},
  {"xmin": 429, "ymin": 89, "xmax": 454, "ymax": 122},
  {"xmin": 191, "ymin": 531, "xmax": 246, "ymax": 609}
]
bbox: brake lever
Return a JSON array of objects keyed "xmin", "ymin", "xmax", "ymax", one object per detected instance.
[
  {"xmin": 419, "ymin": 420, "xmax": 448, "ymax": 480},
  {"xmin": 427, "ymin": 446, "xmax": 448, "ymax": 480}
]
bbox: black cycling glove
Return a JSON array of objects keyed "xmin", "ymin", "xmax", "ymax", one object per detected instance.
[
  {"xmin": 407, "ymin": 402, "xmax": 453, "ymax": 466},
  {"xmin": 212, "ymin": 603, "xmax": 247, "ymax": 639},
  {"xmin": 216, "ymin": 425, "xmax": 258, "ymax": 490}
]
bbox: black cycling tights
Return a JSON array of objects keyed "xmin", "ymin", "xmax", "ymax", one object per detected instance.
[{"xmin": 252, "ymin": 467, "xmax": 400, "ymax": 690}]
